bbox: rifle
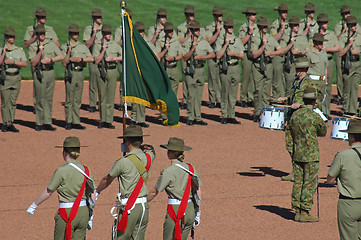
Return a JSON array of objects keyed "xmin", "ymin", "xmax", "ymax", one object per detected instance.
[
  {"xmin": 98, "ymin": 38, "xmax": 107, "ymax": 81},
  {"xmin": 0, "ymin": 37, "xmax": 6, "ymax": 84},
  {"xmin": 219, "ymin": 33, "xmax": 229, "ymax": 73},
  {"xmin": 246, "ymin": 21, "xmax": 253, "ymax": 59},
  {"xmin": 34, "ymin": 39, "xmax": 43, "ymax": 82},
  {"xmin": 259, "ymin": 32, "xmax": 267, "ymax": 72},
  {"xmin": 160, "ymin": 34, "xmax": 167, "ymax": 69},
  {"xmin": 285, "ymin": 31, "xmax": 295, "ymax": 70},
  {"xmin": 89, "ymin": 24, "xmax": 95, "ymax": 52},
  {"xmin": 211, "ymin": 20, "xmax": 218, "ymax": 49},
  {"xmin": 187, "ymin": 32, "xmax": 195, "ymax": 77},
  {"xmin": 64, "ymin": 39, "xmax": 72, "ymax": 83},
  {"xmin": 342, "ymin": 29, "xmax": 355, "ymax": 73}
]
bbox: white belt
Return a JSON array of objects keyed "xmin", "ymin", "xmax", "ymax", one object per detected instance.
[
  {"xmin": 168, "ymin": 198, "xmax": 192, "ymax": 205},
  {"xmin": 59, "ymin": 199, "xmax": 86, "ymax": 208},
  {"xmin": 120, "ymin": 196, "xmax": 147, "ymax": 206},
  {"xmin": 309, "ymin": 75, "xmax": 325, "ymax": 81}
]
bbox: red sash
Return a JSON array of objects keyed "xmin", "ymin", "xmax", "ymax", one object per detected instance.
[
  {"xmin": 117, "ymin": 153, "xmax": 151, "ymax": 232},
  {"xmin": 58, "ymin": 166, "xmax": 89, "ymax": 240},
  {"xmin": 167, "ymin": 164, "xmax": 194, "ymax": 240}
]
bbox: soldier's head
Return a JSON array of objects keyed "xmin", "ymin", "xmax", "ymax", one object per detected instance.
[
  {"xmin": 302, "ymin": 87, "xmax": 318, "ymax": 106},
  {"xmin": 256, "ymin": 16, "xmax": 270, "ymax": 33},
  {"xmin": 4, "ymin": 28, "xmax": 16, "ymax": 44},
  {"xmin": 303, "ymin": 3, "xmax": 316, "ymax": 19},
  {"xmin": 224, "ymin": 18, "xmax": 235, "ymax": 34},
  {"xmin": 160, "ymin": 137, "xmax": 192, "ymax": 161},
  {"xmin": 90, "ymin": 8, "xmax": 103, "ymax": 25},
  {"xmin": 135, "ymin": 22, "xmax": 146, "ymax": 36},
  {"xmin": 312, "ymin": 33, "xmax": 327, "ymax": 50},
  {"xmin": 289, "ymin": 16, "xmax": 300, "ymax": 34},
  {"xmin": 317, "ymin": 13, "xmax": 329, "ymax": 31},
  {"xmin": 156, "ymin": 8, "xmax": 167, "ymax": 26},
  {"xmin": 164, "ymin": 22, "xmax": 174, "ymax": 37},
  {"xmin": 184, "ymin": 5, "xmax": 195, "ymax": 22},
  {"xmin": 188, "ymin": 20, "xmax": 202, "ymax": 37},
  {"xmin": 35, "ymin": 24, "xmax": 46, "ymax": 41},
  {"xmin": 294, "ymin": 57, "xmax": 311, "ymax": 79},
  {"xmin": 242, "ymin": 7, "xmax": 257, "ymax": 22},
  {"xmin": 275, "ymin": 3, "xmax": 288, "ymax": 20},
  {"xmin": 340, "ymin": 5, "xmax": 352, "ymax": 20},
  {"xmin": 66, "ymin": 24, "xmax": 80, "ymax": 41},
  {"xmin": 101, "ymin": 24, "xmax": 112, "ymax": 41},
  {"xmin": 33, "ymin": 8, "xmax": 48, "ymax": 25},
  {"xmin": 118, "ymin": 126, "xmax": 148, "ymax": 151},
  {"xmin": 212, "ymin": 6, "xmax": 223, "ymax": 22},
  {"xmin": 340, "ymin": 120, "xmax": 361, "ymax": 145},
  {"xmin": 346, "ymin": 16, "xmax": 357, "ymax": 31},
  {"xmin": 56, "ymin": 136, "xmax": 87, "ymax": 160}
]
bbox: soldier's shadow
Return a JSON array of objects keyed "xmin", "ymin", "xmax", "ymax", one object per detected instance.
[
  {"xmin": 254, "ymin": 205, "xmax": 295, "ymax": 220},
  {"xmin": 237, "ymin": 167, "xmax": 289, "ymax": 178}
]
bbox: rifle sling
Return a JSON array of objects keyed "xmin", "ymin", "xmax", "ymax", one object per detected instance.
[{"xmin": 127, "ymin": 154, "xmax": 148, "ymax": 183}]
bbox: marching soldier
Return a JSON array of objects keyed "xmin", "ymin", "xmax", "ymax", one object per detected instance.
[
  {"xmin": 148, "ymin": 8, "xmax": 168, "ymax": 45},
  {"xmin": 299, "ymin": 2, "xmax": 319, "ymax": 41},
  {"xmin": 29, "ymin": 25, "xmax": 64, "ymax": 131},
  {"xmin": 0, "ymin": 28, "xmax": 28, "ymax": 132},
  {"xmin": 61, "ymin": 24, "xmax": 94, "ymax": 130},
  {"xmin": 205, "ymin": 6, "xmax": 225, "ymax": 108},
  {"xmin": 183, "ymin": 20, "xmax": 215, "ymax": 126},
  {"xmin": 83, "ymin": 8, "xmax": 104, "ymax": 113},
  {"xmin": 93, "ymin": 24, "xmax": 122, "ymax": 129},
  {"xmin": 215, "ymin": 18, "xmax": 244, "ymax": 124}
]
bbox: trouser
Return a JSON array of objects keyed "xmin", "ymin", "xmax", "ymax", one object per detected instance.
[
  {"xmin": 181, "ymin": 60, "xmax": 188, "ymax": 105},
  {"xmin": 167, "ymin": 66, "xmax": 180, "ymax": 97},
  {"xmin": 163, "ymin": 202, "xmax": 195, "ymax": 240},
  {"xmin": 0, "ymin": 75, "xmax": 21, "ymax": 123},
  {"xmin": 116, "ymin": 202, "xmax": 149, "ymax": 240},
  {"xmin": 284, "ymin": 66, "xmax": 296, "ymax": 99},
  {"xmin": 97, "ymin": 69, "xmax": 117, "ymax": 123},
  {"xmin": 54, "ymin": 206, "xmax": 89, "ymax": 240},
  {"xmin": 271, "ymin": 55, "xmax": 285, "ymax": 100},
  {"xmin": 291, "ymin": 161, "xmax": 319, "ymax": 211},
  {"xmin": 207, "ymin": 58, "xmax": 221, "ymax": 104},
  {"xmin": 131, "ymin": 104, "xmax": 146, "ymax": 123},
  {"xmin": 325, "ymin": 59, "xmax": 334, "ymax": 115},
  {"xmin": 118, "ymin": 62, "xmax": 123, "ymax": 105},
  {"xmin": 252, "ymin": 62, "xmax": 273, "ymax": 116},
  {"xmin": 34, "ymin": 70, "xmax": 55, "ymax": 125},
  {"xmin": 88, "ymin": 62, "xmax": 99, "ymax": 108},
  {"xmin": 186, "ymin": 67, "xmax": 205, "ymax": 121},
  {"xmin": 220, "ymin": 65, "xmax": 240, "ymax": 118},
  {"xmin": 342, "ymin": 63, "xmax": 361, "ymax": 114},
  {"xmin": 65, "ymin": 71, "xmax": 84, "ymax": 124},
  {"xmin": 336, "ymin": 54, "xmax": 343, "ymax": 99},
  {"xmin": 337, "ymin": 198, "xmax": 361, "ymax": 240},
  {"xmin": 240, "ymin": 54, "xmax": 254, "ymax": 102}
]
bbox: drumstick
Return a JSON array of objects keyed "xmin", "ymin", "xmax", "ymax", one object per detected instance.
[
  {"xmin": 271, "ymin": 103, "xmax": 292, "ymax": 108},
  {"xmin": 343, "ymin": 114, "xmax": 361, "ymax": 120}
]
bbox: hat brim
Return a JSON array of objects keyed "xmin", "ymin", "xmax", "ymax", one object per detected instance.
[
  {"xmin": 55, "ymin": 145, "xmax": 88, "ymax": 148},
  {"xmin": 160, "ymin": 144, "xmax": 192, "ymax": 151},
  {"xmin": 117, "ymin": 134, "xmax": 150, "ymax": 139},
  {"xmin": 33, "ymin": 12, "xmax": 49, "ymax": 17}
]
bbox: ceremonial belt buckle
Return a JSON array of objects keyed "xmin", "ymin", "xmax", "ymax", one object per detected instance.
[{"xmin": 116, "ymin": 193, "xmax": 127, "ymax": 212}]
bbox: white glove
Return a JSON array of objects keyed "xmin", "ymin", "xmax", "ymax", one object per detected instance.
[
  {"xmin": 194, "ymin": 211, "xmax": 201, "ymax": 226},
  {"xmin": 87, "ymin": 215, "xmax": 94, "ymax": 230},
  {"xmin": 313, "ymin": 108, "xmax": 328, "ymax": 122},
  {"xmin": 27, "ymin": 202, "xmax": 38, "ymax": 215}
]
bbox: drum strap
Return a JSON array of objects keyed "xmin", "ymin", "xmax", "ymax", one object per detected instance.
[{"xmin": 352, "ymin": 148, "xmax": 361, "ymax": 161}]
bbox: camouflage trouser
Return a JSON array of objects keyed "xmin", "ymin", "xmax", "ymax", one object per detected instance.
[{"xmin": 291, "ymin": 161, "xmax": 319, "ymax": 211}]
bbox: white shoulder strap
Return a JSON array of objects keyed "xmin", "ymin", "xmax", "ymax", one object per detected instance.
[
  {"xmin": 68, "ymin": 162, "xmax": 93, "ymax": 181},
  {"xmin": 175, "ymin": 163, "xmax": 195, "ymax": 176}
]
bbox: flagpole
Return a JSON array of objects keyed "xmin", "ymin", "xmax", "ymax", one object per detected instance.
[{"xmin": 121, "ymin": 1, "xmax": 126, "ymax": 154}]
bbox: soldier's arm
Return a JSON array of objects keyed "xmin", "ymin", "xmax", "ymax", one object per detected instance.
[{"xmin": 96, "ymin": 174, "xmax": 115, "ymax": 194}]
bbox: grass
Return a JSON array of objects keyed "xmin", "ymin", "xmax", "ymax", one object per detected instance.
[{"xmin": 0, "ymin": 0, "xmax": 360, "ymax": 81}]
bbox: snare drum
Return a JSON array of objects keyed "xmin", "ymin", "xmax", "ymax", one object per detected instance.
[
  {"xmin": 259, "ymin": 106, "xmax": 285, "ymax": 130},
  {"xmin": 331, "ymin": 118, "xmax": 350, "ymax": 140}
]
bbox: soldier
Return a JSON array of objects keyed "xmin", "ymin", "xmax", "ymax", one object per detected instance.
[
  {"xmin": 61, "ymin": 24, "xmax": 94, "ymax": 130},
  {"xmin": 83, "ymin": 8, "xmax": 104, "ymax": 113},
  {"xmin": 215, "ymin": 18, "xmax": 244, "ymax": 124},
  {"xmin": 239, "ymin": 7, "xmax": 258, "ymax": 108},
  {"xmin": 96, "ymin": 125, "xmax": 156, "ymax": 240},
  {"xmin": 205, "ymin": 6, "xmax": 225, "ymax": 108},
  {"xmin": 29, "ymin": 25, "xmax": 64, "ymax": 131},
  {"xmin": 251, "ymin": 16, "xmax": 293, "ymax": 122},
  {"xmin": 148, "ymin": 137, "xmax": 202, "ymax": 240},
  {"xmin": 299, "ymin": 2, "xmax": 319, "ymax": 41},
  {"xmin": 183, "ymin": 20, "xmax": 215, "ymax": 126},
  {"xmin": 270, "ymin": 3, "xmax": 290, "ymax": 102},
  {"xmin": 327, "ymin": 120, "xmax": 361, "ymax": 240},
  {"xmin": 0, "ymin": 28, "xmax": 28, "ymax": 132},
  {"xmin": 285, "ymin": 87, "xmax": 327, "ymax": 222},
  {"xmin": 317, "ymin": 13, "xmax": 341, "ymax": 119},
  {"xmin": 148, "ymin": 8, "xmax": 167, "ymax": 45},
  {"xmin": 339, "ymin": 16, "xmax": 361, "ymax": 116}
]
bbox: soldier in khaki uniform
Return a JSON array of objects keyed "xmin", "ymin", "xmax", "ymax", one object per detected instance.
[
  {"xmin": 317, "ymin": 13, "xmax": 341, "ymax": 119},
  {"xmin": 148, "ymin": 8, "xmax": 168, "ymax": 45},
  {"xmin": 205, "ymin": 6, "xmax": 225, "ymax": 108},
  {"xmin": 183, "ymin": 20, "xmax": 215, "ymax": 126},
  {"xmin": 327, "ymin": 120, "xmax": 361, "ymax": 240},
  {"xmin": 148, "ymin": 137, "xmax": 202, "ymax": 240},
  {"xmin": 215, "ymin": 18, "xmax": 244, "ymax": 124},
  {"xmin": 29, "ymin": 25, "xmax": 64, "ymax": 131},
  {"xmin": 83, "ymin": 8, "xmax": 104, "ymax": 113},
  {"xmin": 61, "ymin": 24, "xmax": 94, "ymax": 130},
  {"xmin": 0, "ymin": 28, "xmax": 28, "ymax": 132},
  {"xmin": 299, "ymin": 3, "xmax": 319, "ymax": 42},
  {"xmin": 93, "ymin": 24, "xmax": 122, "ymax": 129},
  {"xmin": 270, "ymin": 3, "xmax": 290, "ymax": 102},
  {"xmin": 339, "ymin": 16, "xmax": 361, "ymax": 116},
  {"xmin": 27, "ymin": 136, "xmax": 96, "ymax": 240},
  {"xmin": 251, "ymin": 16, "xmax": 294, "ymax": 122},
  {"xmin": 96, "ymin": 125, "xmax": 156, "ymax": 240},
  {"xmin": 239, "ymin": 7, "xmax": 258, "ymax": 108}
]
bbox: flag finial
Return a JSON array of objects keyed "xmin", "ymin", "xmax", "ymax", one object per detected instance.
[{"xmin": 120, "ymin": 1, "xmax": 126, "ymax": 9}]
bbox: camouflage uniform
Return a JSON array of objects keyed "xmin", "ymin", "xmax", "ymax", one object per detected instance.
[
  {"xmin": 285, "ymin": 105, "xmax": 326, "ymax": 211},
  {"xmin": 288, "ymin": 76, "xmax": 314, "ymax": 105}
]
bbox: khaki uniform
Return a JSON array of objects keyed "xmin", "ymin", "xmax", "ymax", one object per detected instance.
[
  {"xmin": 83, "ymin": 24, "xmax": 103, "ymax": 109},
  {"xmin": 0, "ymin": 45, "xmax": 27, "ymax": 123},
  {"xmin": 93, "ymin": 40, "xmax": 122, "ymax": 124},
  {"xmin": 109, "ymin": 148, "xmax": 155, "ymax": 240},
  {"xmin": 114, "ymin": 25, "xmax": 124, "ymax": 103},
  {"xmin": 251, "ymin": 33, "xmax": 279, "ymax": 116},
  {"xmin": 155, "ymin": 160, "xmax": 201, "ymax": 240},
  {"xmin": 183, "ymin": 38, "xmax": 213, "ymax": 121},
  {"xmin": 29, "ymin": 40, "xmax": 62, "ymax": 126},
  {"xmin": 60, "ymin": 41, "xmax": 91, "ymax": 124},
  {"xmin": 239, "ymin": 23, "xmax": 258, "ymax": 103},
  {"xmin": 299, "ymin": 18, "xmax": 318, "ymax": 41},
  {"xmin": 270, "ymin": 19, "xmax": 290, "ymax": 100},
  {"xmin": 205, "ymin": 21, "xmax": 225, "ymax": 105},
  {"xmin": 148, "ymin": 24, "xmax": 165, "ymax": 44},
  {"xmin": 215, "ymin": 34, "xmax": 244, "ymax": 118},
  {"xmin": 48, "ymin": 159, "xmax": 95, "ymax": 240},
  {"xmin": 329, "ymin": 143, "xmax": 361, "ymax": 240},
  {"xmin": 339, "ymin": 32, "xmax": 361, "ymax": 114}
]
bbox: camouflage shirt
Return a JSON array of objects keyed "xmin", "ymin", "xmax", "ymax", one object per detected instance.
[
  {"xmin": 288, "ymin": 76, "xmax": 314, "ymax": 103},
  {"xmin": 285, "ymin": 105, "xmax": 327, "ymax": 162}
]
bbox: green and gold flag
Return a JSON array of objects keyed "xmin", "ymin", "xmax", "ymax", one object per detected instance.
[{"xmin": 121, "ymin": 10, "xmax": 179, "ymax": 126}]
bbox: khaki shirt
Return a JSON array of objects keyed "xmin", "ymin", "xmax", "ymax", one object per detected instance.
[
  {"xmin": 29, "ymin": 40, "xmax": 62, "ymax": 60},
  {"xmin": 155, "ymin": 160, "xmax": 201, "ymax": 200},
  {"xmin": 148, "ymin": 24, "xmax": 166, "ymax": 43},
  {"xmin": 24, "ymin": 24, "xmax": 58, "ymax": 42},
  {"xmin": 83, "ymin": 24, "xmax": 103, "ymax": 53},
  {"xmin": 144, "ymin": 36, "xmax": 159, "ymax": 53},
  {"xmin": 339, "ymin": 31, "xmax": 361, "ymax": 51},
  {"xmin": 0, "ymin": 45, "xmax": 27, "ymax": 73},
  {"xmin": 92, "ymin": 40, "xmax": 122, "ymax": 58},
  {"xmin": 328, "ymin": 143, "xmax": 361, "ymax": 198},
  {"xmin": 156, "ymin": 36, "xmax": 182, "ymax": 58},
  {"xmin": 270, "ymin": 18, "xmax": 290, "ymax": 42},
  {"xmin": 48, "ymin": 159, "xmax": 95, "ymax": 203},
  {"xmin": 177, "ymin": 22, "xmax": 206, "ymax": 42},
  {"xmin": 334, "ymin": 21, "xmax": 361, "ymax": 36},
  {"xmin": 299, "ymin": 18, "xmax": 318, "ymax": 39},
  {"xmin": 205, "ymin": 21, "xmax": 225, "ymax": 49},
  {"xmin": 280, "ymin": 34, "xmax": 311, "ymax": 54},
  {"xmin": 109, "ymin": 148, "xmax": 155, "ymax": 198},
  {"xmin": 251, "ymin": 33, "xmax": 280, "ymax": 59},
  {"xmin": 114, "ymin": 25, "xmax": 123, "ymax": 43},
  {"xmin": 215, "ymin": 33, "xmax": 245, "ymax": 63},
  {"xmin": 239, "ymin": 22, "xmax": 259, "ymax": 51},
  {"xmin": 60, "ymin": 41, "xmax": 91, "ymax": 58},
  {"xmin": 182, "ymin": 37, "xmax": 214, "ymax": 59},
  {"xmin": 306, "ymin": 48, "xmax": 328, "ymax": 76},
  {"xmin": 320, "ymin": 30, "xmax": 339, "ymax": 58}
]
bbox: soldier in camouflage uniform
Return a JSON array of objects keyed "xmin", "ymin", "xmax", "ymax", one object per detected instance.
[
  {"xmin": 285, "ymin": 87, "xmax": 327, "ymax": 222},
  {"xmin": 299, "ymin": 3, "xmax": 319, "ymax": 42}
]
